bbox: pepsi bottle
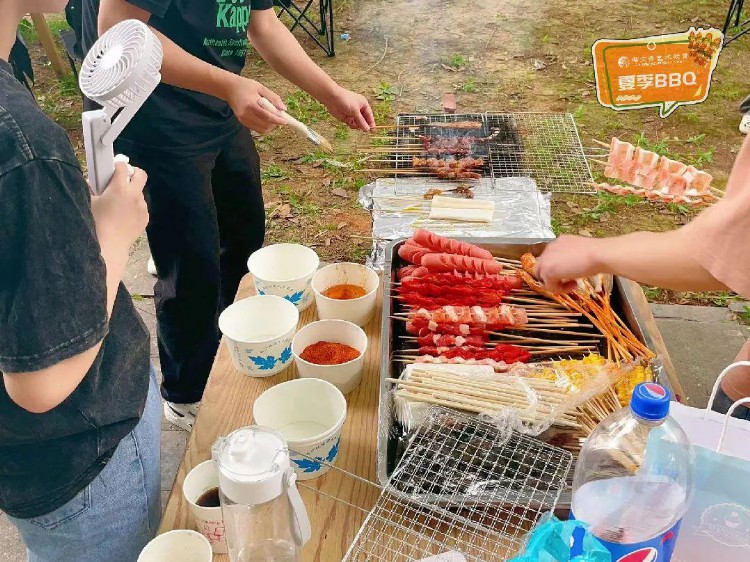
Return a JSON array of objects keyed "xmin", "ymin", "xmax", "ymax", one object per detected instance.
[{"xmin": 571, "ymin": 383, "xmax": 695, "ymax": 562}]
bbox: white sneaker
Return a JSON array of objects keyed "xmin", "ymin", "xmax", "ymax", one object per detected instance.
[
  {"xmin": 147, "ymin": 257, "xmax": 157, "ymax": 276},
  {"xmin": 740, "ymin": 113, "xmax": 750, "ymax": 135},
  {"xmin": 163, "ymin": 401, "xmax": 200, "ymax": 432}
]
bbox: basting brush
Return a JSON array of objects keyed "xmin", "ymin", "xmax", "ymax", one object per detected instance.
[{"xmin": 258, "ymin": 97, "xmax": 334, "ymax": 153}]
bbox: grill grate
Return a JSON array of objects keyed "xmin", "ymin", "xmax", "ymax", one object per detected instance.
[
  {"xmin": 367, "ymin": 112, "xmax": 593, "ymax": 194},
  {"xmin": 486, "ymin": 112, "xmax": 593, "ymax": 194},
  {"xmin": 342, "ymin": 408, "xmax": 572, "ymax": 562}
]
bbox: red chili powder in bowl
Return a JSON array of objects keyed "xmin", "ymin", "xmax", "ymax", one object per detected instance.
[
  {"xmin": 300, "ymin": 341, "xmax": 361, "ymax": 365},
  {"xmin": 322, "ymin": 284, "xmax": 367, "ymax": 300}
]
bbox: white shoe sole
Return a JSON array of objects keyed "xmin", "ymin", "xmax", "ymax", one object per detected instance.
[
  {"xmin": 147, "ymin": 257, "xmax": 157, "ymax": 276},
  {"xmin": 740, "ymin": 114, "xmax": 750, "ymax": 135},
  {"xmin": 163, "ymin": 402, "xmax": 195, "ymax": 432}
]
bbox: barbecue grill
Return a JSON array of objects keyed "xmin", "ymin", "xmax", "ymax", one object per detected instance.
[{"xmin": 367, "ymin": 112, "xmax": 594, "ymax": 194}]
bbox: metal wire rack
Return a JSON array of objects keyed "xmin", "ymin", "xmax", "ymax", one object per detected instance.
[
  {"xmin": 486, "ymin": 112, "xmax": 593, "ymax": 194},
  {"xmin": 342, "ymin": 408, "xmax": 573, "ymax": 562},
  {"xmin": 368, "ymin": 112, "xmax": 594, "ymax": 194}
]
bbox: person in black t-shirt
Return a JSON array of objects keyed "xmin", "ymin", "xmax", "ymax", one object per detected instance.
[
  {"xmin": 82, "ymin": 0, "xmax": 376, "ymax": 431},
  {"xmin": 1, "ymin": 2, "xmax": 160, "ymax": 561}
]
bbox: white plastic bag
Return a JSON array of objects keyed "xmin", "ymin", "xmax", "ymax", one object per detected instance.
[{"xmin": 670, "ymin": 362, "xmax": 750, "ymax": 561}]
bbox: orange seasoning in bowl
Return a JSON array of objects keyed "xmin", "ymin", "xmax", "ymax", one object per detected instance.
[
  {"xmin": 300, "ymin": 341, "xmax": 360, "ymax": 365},
  {"xmin": 322, "ymin": 284, "xmax": 367, "ymax": 300}
]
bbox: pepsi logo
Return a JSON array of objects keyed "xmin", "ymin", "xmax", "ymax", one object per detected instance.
[
  {"xmin": 642, "ymin": 383, "xmax": 666, "ymax": 399},
  {"xmin": 616, "ymin": 547, "xmax": 658, "ymax": 562}
]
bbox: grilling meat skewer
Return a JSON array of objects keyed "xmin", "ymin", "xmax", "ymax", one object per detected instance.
[{"xmin": 407, "ymin": 305, "xmax": 529, "ymax": 328}]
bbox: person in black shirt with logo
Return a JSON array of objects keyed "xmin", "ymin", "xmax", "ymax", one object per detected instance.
[
  {"xmin": 1, "ymin": 1, "xmax": 159, "ymax": 561},
  {"xmin": 82, "ymin": 0, "xmax": 376, "ymax": 431}
]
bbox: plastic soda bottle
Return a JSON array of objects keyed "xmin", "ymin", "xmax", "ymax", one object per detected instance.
[{"xmin": 570, "ymin": 383, "xmax": 695, "ymax": 562}]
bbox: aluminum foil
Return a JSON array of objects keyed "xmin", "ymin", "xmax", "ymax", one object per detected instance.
[{"xmin": 358, "ymin": 177, "xmax": 553, "ymax": 269}]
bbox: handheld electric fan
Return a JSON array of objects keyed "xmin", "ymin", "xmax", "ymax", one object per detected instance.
[{"xmin": 79, "ymin": 19, "xmax": 163, "ymax": 194}]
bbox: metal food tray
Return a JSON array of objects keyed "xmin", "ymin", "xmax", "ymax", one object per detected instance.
[{"xmin": 377, "ymin": 237, "xmax": 677, "ymax": 508}]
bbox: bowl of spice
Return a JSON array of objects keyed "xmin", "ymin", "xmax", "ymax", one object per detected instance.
[
  {"xmin": 311, "ymin": 263, "xmax": 379, "ymax": 327},
  {"xmin": 291, "ymin": 319, "xmax": 367, "ymax": 394},
  {"xmin": 247, "ymin": 244, "xmax": 320, "ymax": 311}
]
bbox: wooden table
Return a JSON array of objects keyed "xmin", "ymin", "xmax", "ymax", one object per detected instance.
[{"xmin": 159, "ymin": 274, "xmax": 383, "ymax": 561}]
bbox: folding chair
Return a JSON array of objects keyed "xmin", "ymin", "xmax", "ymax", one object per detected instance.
[
  {"xmin": 274, "ymin": 0, "xmax": 335, "ymax": 56},
  {"xmin": 723, "ymin": 0, "xmax": 750, "ymax": 45}
]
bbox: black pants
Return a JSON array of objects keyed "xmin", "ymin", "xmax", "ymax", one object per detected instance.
[
  {"xmin": 712, "ymin": 385, "xmax": 750, "ymax": 420},
  {"xmin": 118, "ymin": 128, "xmax": 265, "ymax": 403}
]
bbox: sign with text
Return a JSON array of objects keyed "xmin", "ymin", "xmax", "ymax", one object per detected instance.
[{"xmin": 593, "ymin": 28, "xmax": 722, "ymax": 118}]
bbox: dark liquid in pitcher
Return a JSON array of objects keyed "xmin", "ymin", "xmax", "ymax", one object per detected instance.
[{"xmin": 196, "ymin": 487, "xmax": 220, "ymax": 508}]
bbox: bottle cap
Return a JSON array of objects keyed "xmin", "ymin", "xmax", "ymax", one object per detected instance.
[
  {"xmin": 213, "ymin": 426, "xmax": 290, "ymax": 505},
  {"xmin": 630, "ymin": 382, "xmax": 671, "ymax": 421}
]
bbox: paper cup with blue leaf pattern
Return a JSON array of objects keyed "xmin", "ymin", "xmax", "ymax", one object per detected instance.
[
  {"xmin": 253, "ymin": 378, "xmax": 346, "ymax": 480},
  {"xmin": 218, "ymin": 295, "xmax": 299, "ymax": 377},
  {"xmin": 247, "ymin": 244, "xmax": 320, "ymax": 312}
]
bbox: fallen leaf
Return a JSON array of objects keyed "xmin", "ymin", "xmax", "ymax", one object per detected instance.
[
  {"xmin": 598, "ymin": 212, "xmax": 611, "ymax": 223},
  {"xmin": 277, "ymin": 203, "xmax": 293, "ymax": 218},
  {"xmin": 337, "ymin": 222, "xmax": 347, "ymax": 229},
  {"xmin": 325, "ymin": 238, "xmax": 332, "ymax": 246},
  {"xmin": 288, "ymin": 217, "xmax": 300, "ymax": 224},
  {"xmin": 322, "ymin": 178, "xmax": 332, "ymax": 187},
  {"xmin": 441, "ymin": 63, "xmax": 457, "ymax": 72},
  {"xmin": 332, "ymin": 188, "xmax": 349, "ymax": 198},
  {"xmin": 561, "ymin": 64, "xmax": 568, "ymax": 70},
  {"xmin": 565, "ymin": 201, "xmax": 579, "ymax": 209},
  {"xmin": 578, "ymin": 229, "xmax": 593, "ymax": 237},
  {"xmin": 533, "ymin": 59, "xmax": 547, "ymax": 70}
]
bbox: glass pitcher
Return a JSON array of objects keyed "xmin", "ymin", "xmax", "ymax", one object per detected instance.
[{"xmin": 213, "ymin": 427, "xmax": 311, "ymax": 562}]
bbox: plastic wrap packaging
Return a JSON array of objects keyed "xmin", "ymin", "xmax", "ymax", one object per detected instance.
[
  {"xmin": 390, "ymin": 356, "xmax": 636, "ymax": 438},
  {"xmin": 508, "ymin": 514, "xmax": 611, "ymax": 562},
  {"xmin": 358, "ymin": 177, "xmax": 553, "ymax": 269}
]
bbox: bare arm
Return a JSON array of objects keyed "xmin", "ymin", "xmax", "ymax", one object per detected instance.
[
  {"xmin": 3, "ymin": 166, "xmax": 148, "ymax": 413},
  {"xmin": 535, "ymin": 230, "xmax": 728, "ymax": 293},
  {"xmin": 97, "ymin": 0, "xmax": 287, "ymax": 131},
  {"xmin": 249, "ymin": 10, "xmax": 375, "ymax": 130}
]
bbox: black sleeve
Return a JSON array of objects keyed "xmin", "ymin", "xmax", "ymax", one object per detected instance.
[
  {"xmin": 251, "ymin": 0, "xmax": 274, "ymax": 10},
  {"xmin": 0, "ymin": 159, "xmax": 108, "ymax": 373},
  {"xmin": 126, "ymin": 0, "xmax": 173, "ymax": 19}
]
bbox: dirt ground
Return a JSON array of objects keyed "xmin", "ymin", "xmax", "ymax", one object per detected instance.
[{"xmin": 21, "ymin": 0, "xmax": 750, "ymax": 304}]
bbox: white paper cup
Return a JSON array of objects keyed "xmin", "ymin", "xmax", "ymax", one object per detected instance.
[
  {"xmin": 253, "ymin": 378, "xmax": 346, "ymax": 480},
  {"xmin": 247, "ymin": 244, "xmax": 320, "ymax": 311},
  {"xmin": 137, "ymin": 530, "xmax": 212, "ymax": 562},
  {"xmin": 292, "ymin": 320, "xmax": 367, "ymax": 394},
  {"xmin": 311, "ymin": 263, "xmax": 379, "ymax": 326},
  {"xmin": 183, "ymin": 461, "xmax": 226, "ymax": 554},
  {"xmin": 218, "ymin": 295, "xmax": 299, "ymax": 377}
]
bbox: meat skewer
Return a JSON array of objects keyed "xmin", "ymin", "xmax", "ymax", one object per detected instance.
[{"xmin": 408, "ymin": 305, "xmax": 529, "ymax": 327}]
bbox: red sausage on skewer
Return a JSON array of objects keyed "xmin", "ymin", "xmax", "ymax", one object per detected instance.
[
  {"xmin": 421, "ymin": 253, "xmax": 504, "ymax": 275},
  {"xmin": 412, "ymin": 229, "xmax": 494, "ymax": 260}
]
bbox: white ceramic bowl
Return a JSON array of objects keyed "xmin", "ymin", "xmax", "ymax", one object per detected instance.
[
  {"xmin": 253, "ymin": 378, "xmax": 346, "ymax": 480},
  {"xmin": 247, "ymin": 244, "xmax": 320, "ymax": 311},
  {"xmin": 137, "ymin": 530, "xmax": 212, "ymax": 562},
  {"xmin": 218, "ymin": 295, "xmax": 299, "ymax": 377},
  {"xmin": 182, "ymin": 461, "xmax": 226, "ymax": 554},
  {"xmin": 311, "ymin": 263, "xmax": 379, "ymax": 327},
  {"xmin": 291, "ymin": 320, "xmax": 367, "ymax": 395}
]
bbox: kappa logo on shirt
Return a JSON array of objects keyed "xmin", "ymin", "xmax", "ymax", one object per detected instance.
[{"xmin": 215, "ymin": 0, "xmax": 250, "ymax": 33}]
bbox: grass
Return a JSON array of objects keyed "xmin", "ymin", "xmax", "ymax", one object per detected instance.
[
  {"xmin": 460, "ymin": 77, "xmax": 478, "ymax": 93},
  {"xmin": 738, "ymin": 305, "xmax": 750, "ymax": 326},
  {"xmin": 373, "ymin": 82, "xmax": 398, "ymax": 102},
  {"xmin": 284, "ymin": 90, "xmax": 328, "ymax": 123},
  {"xmin": 36, "ymin": 72, "xmax": 80, "ymax": 129},
  {"xmin": 276, "ymin": 186, "xmax": 321, "ymax": 216},
  {"xmin": 335, "ymin": 124, "xmax": 350, "ymax": 140},
  {"xmin": 446, "ymin": 53, "xmax": 466, "ymax": 70},
  {"xmin": 261, "ymin": 164, "xmax": 287, "ymax": 181}
]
